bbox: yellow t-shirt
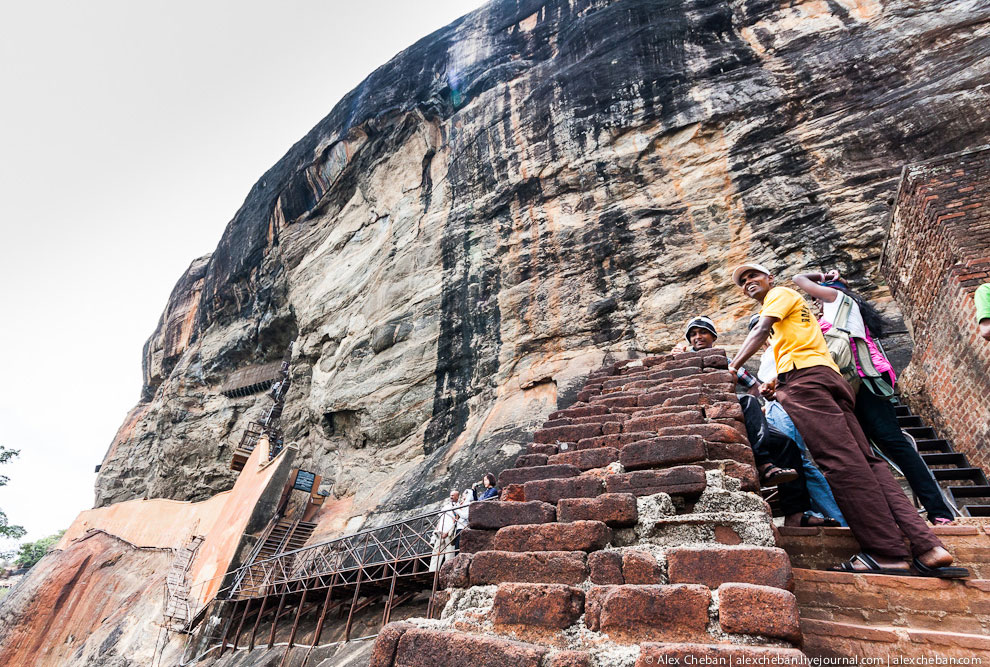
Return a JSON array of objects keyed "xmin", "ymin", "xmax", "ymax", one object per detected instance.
[{"xmin": 760, "ymin": 286, "xmax": 839, "ymax": 375}]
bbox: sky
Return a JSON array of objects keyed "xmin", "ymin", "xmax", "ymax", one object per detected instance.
[{"xmin": 0, "ymin": 0, "xmax": 487, "ymax": 552}]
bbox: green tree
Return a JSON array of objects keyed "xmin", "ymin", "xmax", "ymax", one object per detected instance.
[
  {"xmin": 15, "ymin": 530, "xmax": 66, "ymax": 569},
  {"xmin": 0, "ymin": 446, "xmax": 25, "ymax": 540}
]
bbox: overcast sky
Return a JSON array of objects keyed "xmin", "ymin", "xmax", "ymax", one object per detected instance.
[{"xmin": 0, "ymin": 0, "xmax": 486, "ymax": 552}]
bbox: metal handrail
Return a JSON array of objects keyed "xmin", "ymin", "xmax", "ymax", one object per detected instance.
[{"xmin": 224, "ymin": 504, "xmax": 465, "ymax": 599}]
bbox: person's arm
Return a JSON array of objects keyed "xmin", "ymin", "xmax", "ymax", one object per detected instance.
[
  {"xmin": 975, "ymin": 284, "xmax": 990, "ymax": 341},
  {"xmin": 728, "ymin": 316, "xmax": 779, "ymax": 373},
  {"xmin": 793, "ymin": 270, "xmax": 841, "ymax": 303}
]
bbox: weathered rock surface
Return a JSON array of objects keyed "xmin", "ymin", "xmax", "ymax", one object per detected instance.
[{"xmin": 93, "ymin": 0, "xmax": 990, "ymax": 552}]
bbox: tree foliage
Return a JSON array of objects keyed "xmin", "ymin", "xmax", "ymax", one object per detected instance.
[
  {"xmin": 0, "ymin": 446, "xmax": 25, "ymax": 540},
  {"xmin": 15, "ymin": 530, "xmax": 66, "ymax": 569}
]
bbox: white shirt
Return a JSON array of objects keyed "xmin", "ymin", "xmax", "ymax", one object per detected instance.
[
  {"xmin": 757, "ymin": 347, "xmax": 777, "ymax": 383},
  {"xmin": 821, "ymin": 292, "xmax": 866, "ymax": 339}
]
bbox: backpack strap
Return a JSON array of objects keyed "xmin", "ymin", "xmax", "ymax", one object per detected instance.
[{"xmin": 832, "ymin": 293, "xmax": 854, "ymax": 331}]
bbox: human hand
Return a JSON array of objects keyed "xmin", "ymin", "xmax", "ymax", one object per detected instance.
[
  {"xmin": 823, "ymin": 269, "xmax": 840, "ymax": 282},
  {"xmin": 760, "ymin": 379, "xmax": 777, "ymax": 400}
]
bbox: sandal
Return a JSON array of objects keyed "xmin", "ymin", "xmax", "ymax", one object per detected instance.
[
  {"xmin": 800, "ymin": 512, "xmax": 841, "ymax": 527},
  {"xmin": 932, "ymin": 517, "xmax": 955, "ymax": 526},
  {"xmin": 912, "ymin": 557, "xmax": 970, "ymax": 579},
  {"xmin": 759, "ymin": 464, "xmax": 799, "ymax": 487},
  {"xmin": 831, "ymin": 552, "xmax": 915, "ymax": 576}
]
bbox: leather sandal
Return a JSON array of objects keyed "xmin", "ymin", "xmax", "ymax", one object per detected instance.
[
  {"xmin": 759, "ymin": 464, "xmax": 799, "ymax": 487},
  {"xmin": 912, "ymin": 557, "xmax": 970, "ymax": 579},
  {"xmin": 800, "ymin": 512, "xmax": 841, "ymax": 527},
  {"xmin": 831, "ymin": 552, "xmax": 914, "ymax": 576}
]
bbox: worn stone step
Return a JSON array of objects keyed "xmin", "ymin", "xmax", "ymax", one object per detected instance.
[
  {"xmin": 547, "ymin": 446, "xmax": 619, "ymax": 471},
  {"xmin": 622, "ymin": 411, "xmax": 705, "ymax": 433},
  {"xmin": 522, "ymin": 475, "xmax": 604, "ymax": 504},
  {"xmin": 498, "ymin": 464, "xmax": 580, "ymax": 488},
  {"xmin": 493, "ymin": 520, "xmax": 611, "ymax": 552},
  {"xmin": 636, "ymin": 643, "xmax": 805, "ymax": 666},
  {"xmin": 576, "ymin": 431, "xmax": 657, "ymax": 450},
  {"xmin": 533, "ymin": 424, "xmax": 604, "ymax": 444},
  {"xmin": 548, "ymin": 404, "xmax": 609, "ymax": 420},
  {"xmin": 667, "ymin": 545, "xmax": 793, "ymax": 590},
  {"xmin": 605, "ymin": 465, "xmax": 707, "ymax": 497},
  {"xmin": 558, "ymin": 493, "xmax": 638, "ymax": 527},
  {"xmin": 372, "ymin": 626, "xmax": 547, "ymax": 667},
  {"xmin": 717, "ymin": 582, "xmax": 802, "ymax": 643},
  {"xmin": 588, "ymin": 549, "xmax": 662, "ymax": 584},
  {"xmin": 467, "ymin": 501, "xmax": 556, "ymax": 530},
  {"xmin": 801, "ymin": 618, "xmax": 990, "ymax": 660},
  {"xmin": 468, "ymin": 550, "xmax": 589, "ymax": 586},
  {"xmin": 514, "ymin": 453, "xmax": 548, "ymax": 468},
  {"xmin": 793, "ymin": 567, "xmax": 990, "ymax": 635},
  {"xmin": 492, "ymin": 582, "xmax": 585, "ymax": 629},
  {"xmin": 620, "ymin": 435, "xmax": 706, "ymax": 470},
  {"xmin": 778, "ymin": 523, "xmax": 990, "ymax": 579},
  {"xmin": 584, "ymin": 584, "xmax": 712, "ymax": 643}
]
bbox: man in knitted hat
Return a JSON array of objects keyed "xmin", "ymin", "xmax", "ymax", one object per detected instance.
[
  {"xmin": 726, "ymin": 262, "xmax": 963, "ymax": 577},
  {"xmin": 684, "ymin": 314, "xmax": 839, "ymax": 527}
]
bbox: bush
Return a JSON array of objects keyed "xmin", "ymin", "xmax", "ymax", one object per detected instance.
[{"xmin": 16, "ymin": 530, "xmax": 66, "ymax": 569}]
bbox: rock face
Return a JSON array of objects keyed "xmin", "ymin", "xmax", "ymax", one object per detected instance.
[{"xmin": 95, "ymin": 0, "xmax": 990, "ymax": 531}]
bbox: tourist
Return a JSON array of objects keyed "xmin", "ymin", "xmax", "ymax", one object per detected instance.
[
  {"xmin": 977, "ymin": 283, "xmax": 990, "ymax": 341},
  {"xmin": 752, "ymin": 316, "xmax": 846, "ymax": 526},
  {"xmin": 478, "ymin": 473, "xmax": 499, "ymax": 500},
  {"xmin": 792, "ymin": 270, "xmax": 955, "ymax": 525},
  {"xmin": 429, "ymin": 489, "xmax": 461, "ymax": 571},
  {"xmin": 727, "ymin": 262, "xmax": 965, "ymax": 577},
  {"xmin": 685, "ymin": 316, "xmax": 837, "ymax": 527}
]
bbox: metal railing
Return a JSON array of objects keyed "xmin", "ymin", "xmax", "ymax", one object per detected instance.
[{"xmin": 225, "ymin": 505, "xmax": 461, "ymax": 601}]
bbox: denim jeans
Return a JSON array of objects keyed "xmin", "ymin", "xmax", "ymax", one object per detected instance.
[{"xmin": 766, "ymin": 400, "xmax": 847, "ymax": 526}]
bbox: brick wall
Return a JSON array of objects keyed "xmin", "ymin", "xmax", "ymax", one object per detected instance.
[{"xmin": 880, "ymin": 145, "xmax": 990, "ymax": 468}]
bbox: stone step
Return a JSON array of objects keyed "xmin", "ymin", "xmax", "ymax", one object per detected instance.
[
  {"xmin": 557, "ymin": 493, "xmax": 638, "ymax": 527},
  {"xmin": 467, "ymin": 501, "xmax": 556, "ymax": 531},
  {"xmin": 777, "ymin": 522, "xmax": 990, "ymax": 578},
  {"xmin": 498, "ymin": 464, "xmax": 580, "ymax": 488},
  {"xmin": 619, "ymin": 435, "xmax": 706, "ymax": 471},
  {"xmin": 547, "ymin": 446, "xmax": 619, "ymax": 471},
  {"xmin": 372, "ymin": 626, "xmax": 547, "ymax": 667},
  {"xmin": 533, "ymin": 423, "xmax": 604, "ymax": 444},
  {"xmin": 522, "ymin": 475, "xmax": 604, "ymax": 504},
  {"xmin": 493, "ymin": 520, "xmax": 611, "ymax": 553},
  {"xmin": 801, "ymin": 618, "xmax": 990, "ymax": 659},
  {"xmin": 793, "ymin": 567, "xmax": 990, "ymax": 635},
  {"xmin": 583, "ymin": 583, "xmax": 713, "ymax": 642},
  {"xmin": 605, "ymin": 465, "xmax": 707, "ymax": 497},
  {"xmin": 467, "ymin": 550, "xmax": 589, "ymax": 586},
  {"xmin": 636, "ymin": 643, "xmax": 805, "ymax": 666}
]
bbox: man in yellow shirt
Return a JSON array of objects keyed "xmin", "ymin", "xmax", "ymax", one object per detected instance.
[{"xmin": 727, "ymin": 263, "xmax": 963, "ymax": 578}]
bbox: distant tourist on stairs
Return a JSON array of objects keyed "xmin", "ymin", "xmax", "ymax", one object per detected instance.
[
  {"xmin": 977, "ymin": 283, "xmax": 990, "ymax": 341},
  {"xmin": 728, "ymin": 262, "xmax": 966, "ymax": 577},
  {"xmin": 684, "ymin": 316, "xmax": 838, "ymax": 527},
  {"xmin": 478, "ymin": 473, "xmax": 499, "ymax": 500},
  {"xmin": 429, "ymin": 489, "xmax": 461, "ymax": 572},
  {"xmin": 792, "ymin": 270, "xmax": 955, "ymax": 526}
]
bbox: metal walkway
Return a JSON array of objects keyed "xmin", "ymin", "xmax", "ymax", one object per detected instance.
[{"xmin": 211, "ymin": 505, "xmax": 460, "ymax": 659}]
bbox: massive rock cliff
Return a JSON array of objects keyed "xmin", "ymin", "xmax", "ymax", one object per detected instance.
[{"xmin": 96, "ymin": 0, "xmax": 990, "ymax": 532}]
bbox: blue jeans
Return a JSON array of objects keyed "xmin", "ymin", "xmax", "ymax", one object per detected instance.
[{"xmin": 766, "ymin": 400, "xmax": 847, "ymax": 526}]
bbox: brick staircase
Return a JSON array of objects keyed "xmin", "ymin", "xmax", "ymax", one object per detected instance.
[
  {"xmin": 894, "ymin": 400, "xmax": 990, "ymax": 517},
  {"xmin": 372, "ymin": 350, "xmax": 808, "ymax": 666}
]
